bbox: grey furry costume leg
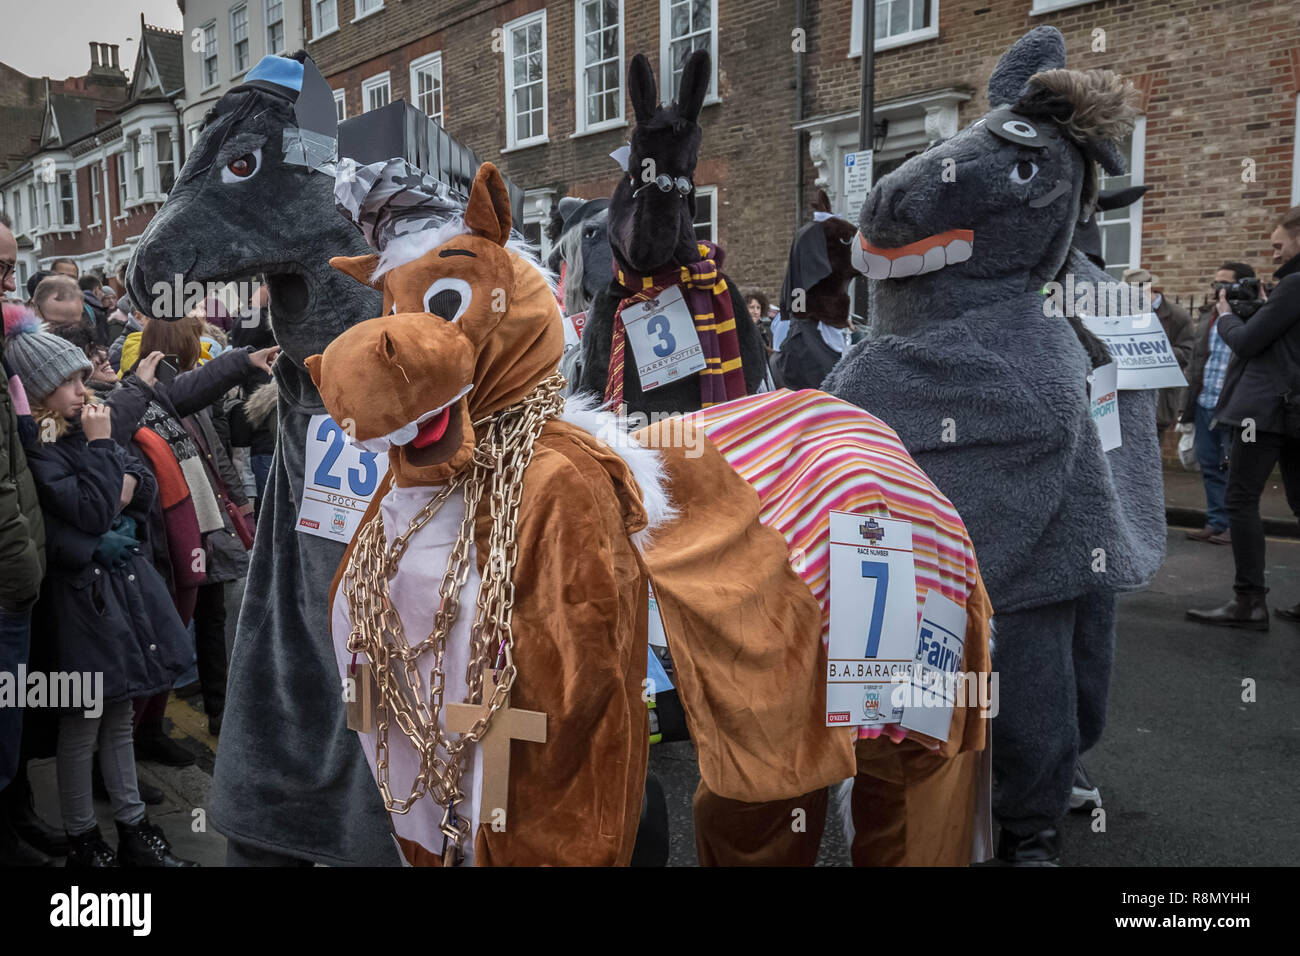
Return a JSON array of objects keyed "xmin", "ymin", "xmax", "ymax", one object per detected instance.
[{"xmin": 991, "ymin": 594, "xmax": 1115, "ymax": 834}]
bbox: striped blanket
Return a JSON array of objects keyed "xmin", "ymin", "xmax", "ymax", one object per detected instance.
[{"xmin": 682, "ymin": 389, "xmax": 982, "ymax": 739}]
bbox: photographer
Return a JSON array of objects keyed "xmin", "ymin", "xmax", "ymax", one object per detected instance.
[
  {"xmin": 1188, "ymin": 206, "xmax": 1300, "ymax": 629},
  {"xmin": 1180, "ymin": 263, "xmax": 1257, "ymax": 545}
]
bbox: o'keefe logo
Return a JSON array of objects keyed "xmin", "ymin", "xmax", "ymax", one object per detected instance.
[
  {"xmin": 859, "ymin": 518, "xmax": 885, "ymax": 544},
  {"xmin": 299, "ymin": 518, "xmax": 320, "ymax": 530}
]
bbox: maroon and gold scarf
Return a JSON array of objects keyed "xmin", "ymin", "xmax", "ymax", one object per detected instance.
[{"xmin": 605, "ymin": 241, "xmax": 747, "ymax": 409}]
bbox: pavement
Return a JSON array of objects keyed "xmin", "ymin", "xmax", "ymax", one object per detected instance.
[{"xmin": 24, "ymin": 521, "xmax": 1300, "ymax": 867}]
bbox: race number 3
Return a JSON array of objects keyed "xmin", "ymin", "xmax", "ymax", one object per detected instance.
[
  {"xmin": 647, "ymin": 313, "xmax": 676, "ymax": 357},
  {"xmin": 312, "ymin": 418, "xmax": 379, "ymax": 496}
]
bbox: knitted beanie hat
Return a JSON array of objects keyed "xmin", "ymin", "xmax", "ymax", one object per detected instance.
[{"xmin": 2, "ymin": 306, "xmax": 92, "ymax": 402}]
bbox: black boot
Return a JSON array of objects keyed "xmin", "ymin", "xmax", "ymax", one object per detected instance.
[
  {"xmin": 996, "ymin": 827, "xmax": 1060, "ymax": 866},
  {"xmin": 133, "ymin": 726, "xmax": 195, "ymax": 767},
  {"xmin": 1275, "ymin": 602, "xmax": 1300, "ymax": 622},
  {"xmin": 115, "ymin": 816, "xmax": 199, "ymax": 867},
  {"xmin": 65, "ymin": 825, "xmax": 119, "ymax": 867},
  {"xmin": 1186, "ymin": 593, "xmax": 1269, "ymax": 630},
  {"xmin": 0, "ymin": 813, "xmax": 54, "ymax": 866},
  {"xmin": 1, "ymin": 774, "xmax": 68, "ymax": 856}
]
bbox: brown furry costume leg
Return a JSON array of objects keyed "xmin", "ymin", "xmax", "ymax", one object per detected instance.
[
  {"xmin": 693, "ymin": 783, "xmax": 828, "ymax": 866},
  {"xmin": 850, "ymin": 740, "xmax": 979, "ymax": 867}
]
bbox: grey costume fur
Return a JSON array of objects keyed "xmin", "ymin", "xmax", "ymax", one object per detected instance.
[
  {"xmin": 824, "ymin": 27, "xmax": 1164, "ymax": 837},
  {"xmin": 126, "ymin": 57, "xmax": 398, "ymax": 865}
]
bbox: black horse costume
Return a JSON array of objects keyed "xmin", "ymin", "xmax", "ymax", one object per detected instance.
[
  {"xmin": 577, "ymin": 51, "xmax": 765, "ymax": 417},
  {"xmin": 127, "ymin": 54, "xmax": 398, "ymax": 866},
  {"xmin": 772, "ymin": 190, "xmax": 858, "ymax": 391}
]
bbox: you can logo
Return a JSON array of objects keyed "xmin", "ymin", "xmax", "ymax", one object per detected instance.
[
  {"xmin": 50, "ymin": 886, "xmax": 151, "ymax": 936},
  {"xmin": 331, "ymin": 509, "xmax": 348, "ymax": 534}
]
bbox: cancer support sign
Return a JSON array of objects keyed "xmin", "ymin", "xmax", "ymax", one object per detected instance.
[{"xmin": 1079, "ymin": 313, "xmax": 1188, "ymax": 390}]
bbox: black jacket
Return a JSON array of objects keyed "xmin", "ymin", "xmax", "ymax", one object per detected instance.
[
  {"xmin": 105, "ymin": 347, "xmax": 256, "ymax": 594},
  {"xmin": 771, "ymin": 319, "xmax": 844, "ymax": 391},
  {"xmin": 1214, "ymin": 253, "xmax": 1300, "ymax": 433},
  {"xmin": 26, "ymin": 426, "xmax": 189, "ymax": 705}
]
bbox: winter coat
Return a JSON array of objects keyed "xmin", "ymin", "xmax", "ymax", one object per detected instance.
[
  {"xmin": 25, "ymin": 425, "xmax": 189, "ymax": 705},
  {"xmin": 106, "ymin": 347, "xmax": 256, "ymax": 595},
  {"xmin": 771, "ymin": 320, "xmax": 844, "ymax": 391},
  {"xmin": 0, "ymin": 352, "xmax": 45, "ymax": 611},
  {"xmin": 1155, "ymin": 296, "xmax": 1194, "ymax": 430},
  {"xmin": 1213, "ymin": 253, "xmax": 1300, "ymax": 434},
  {"xmin": 228, "ymin": 376, "xmax": 276, "ymax": 457}
]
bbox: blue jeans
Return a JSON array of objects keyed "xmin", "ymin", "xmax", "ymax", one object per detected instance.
[
  {"xmin": 0, "ymin": 607, "xmax": 32, "ymax": 792},
  {"xmin": 1195, "ymin": 404, "xmax": 1231, "ymax": 531}
]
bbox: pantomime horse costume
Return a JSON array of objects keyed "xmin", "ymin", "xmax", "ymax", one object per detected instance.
[{"xmin": 825, "ymin": 26, "xmax": 1166, "ymax": 864}]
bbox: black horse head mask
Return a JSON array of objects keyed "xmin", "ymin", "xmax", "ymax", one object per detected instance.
[{"xmin": 608, "ymin": 50, "xmax": 710, "ymax": 275}]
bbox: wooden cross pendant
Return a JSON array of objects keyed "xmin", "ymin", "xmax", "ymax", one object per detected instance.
[{"xmin": 444, "ymin": 674, "xmax": 547, "ymax": 834}]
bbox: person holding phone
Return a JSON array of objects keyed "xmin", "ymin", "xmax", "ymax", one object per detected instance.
[{"xmin": 108, "ymin": 315, "xmax": 278, "ymax": 752}]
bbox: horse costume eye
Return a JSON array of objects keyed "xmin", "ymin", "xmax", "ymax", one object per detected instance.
[
  {"xmin": 423, "ymin": 277, "xmax": 473, "ymax": 322},
  {"xmin": 1010, "ymin": 159, "xmax": 1039, "ymax": 185},
  {"xmin": 221, "ymin": 148, "xmax": 261, "ymax": 183}
]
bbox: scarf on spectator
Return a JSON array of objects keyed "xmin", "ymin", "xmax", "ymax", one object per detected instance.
[
  {"xmin": 604, "ymin": 240, "xmax": 746, "ymax": 408},
  {"xmin": 138, "ymin": 400, "xmax": 224, "ymax": 534}
]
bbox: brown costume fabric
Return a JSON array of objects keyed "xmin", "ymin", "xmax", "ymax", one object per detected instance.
[
  {"xmin": 687, "ymin": 569, "xmax": 994, "ymax": 866},
  {"xmin": 693, "ymin": 783, "xmax": 828, "ymax": 867},
  {"xmin": 849, "ymin": 741, "xmax": 979, "ymax": 867},
  {"xmin": 634, "ymin": 420, "xmax": 857, "ymax": 802}
]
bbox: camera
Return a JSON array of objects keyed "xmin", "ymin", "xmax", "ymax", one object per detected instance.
[{"xmin": 1213, "ymin": 277, "xmax": 1264, "ymax": 318}]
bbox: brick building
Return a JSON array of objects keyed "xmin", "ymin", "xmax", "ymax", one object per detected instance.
[
  {"xmin": 179, "ymin": 0, "xmax": 306, "ymax": 149},
  {"xmin": 295, "ymin": 1, "xmax": 1296, "ymax": 300},
  {"xmin": 0, "ymin": 19, "xmax": 186, "ymax": 289}
]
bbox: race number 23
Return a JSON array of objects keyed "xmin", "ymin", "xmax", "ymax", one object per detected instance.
[
  {"xmin": 861, "ymin": 560, "xmax": 889, "ymax": 658},
  {"xmin": 312, "ymin": 418, "xmax": 379, "ymax": 496}
]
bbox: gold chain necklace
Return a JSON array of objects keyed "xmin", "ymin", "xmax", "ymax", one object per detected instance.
[{"xmin": 341, "ymin": 374, "xmax": 567, "ymax": 862}]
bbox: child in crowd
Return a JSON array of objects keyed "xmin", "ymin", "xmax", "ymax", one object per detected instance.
[{"xmin": 4, "ymin": 313, "xmax": 197, "ymax": 867}]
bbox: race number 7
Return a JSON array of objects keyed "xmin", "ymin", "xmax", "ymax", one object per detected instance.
[
  {"xmin": 313, "ymin": 418, "xmax": 379, "ymax": 496},
  {"xmin": 861, "ymin": 560, "xmax": 890, "ymax": 658}
]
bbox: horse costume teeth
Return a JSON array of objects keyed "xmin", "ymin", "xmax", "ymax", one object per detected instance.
[
  {"xmin": 852, "ymin": 229, "xmax": 975, "ymax": 280},
  {"xmin": 350, "ymin": 384, "xmax": 474, "ymax": 453}
]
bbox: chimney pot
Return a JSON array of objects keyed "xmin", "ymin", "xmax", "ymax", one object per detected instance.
[
  {"xmin": 110, "ymin": 45, "xmax": 119, "ymax": 69},
  {"xmin": 89, "ymin": 42, "xmax": 100, "ymax": 68}
]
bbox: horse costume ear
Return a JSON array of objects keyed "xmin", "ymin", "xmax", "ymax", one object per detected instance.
[
  {"xmin": 628, "ymin": 54, "xmax": 658, "ymax": 124},
  {"xmin": 677, "ymin": 50, "xmax": 710, "ymax": 123},
  {"xmin": 465, "ymin": 163, "xmax": 512, "ymax": 246},
  {"xmin": 330, "ymin": 254, "xmax": 382, "ymax": 290},
  {"xmin": 988, "ymin": 25, "xmax": 1067, "ymax": 106}
]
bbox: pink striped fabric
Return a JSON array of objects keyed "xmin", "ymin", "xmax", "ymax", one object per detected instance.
[{"xmin": 683, "ymin": 389, "xmax": 981, "ymax": 740}]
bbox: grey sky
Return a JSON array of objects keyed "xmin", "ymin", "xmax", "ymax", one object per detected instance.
[{"xmin": 0, "ymin": 0, "xmax": 184, "ymax": 81}]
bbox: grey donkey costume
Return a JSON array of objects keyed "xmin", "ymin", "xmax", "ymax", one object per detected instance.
[
  {"xmin": 127, "ymin": 54, "xmax": 399, "ymax": 865},
  {"xmin": 824, "ymin": 27, "xmax": 1165, "ymax": 853}
]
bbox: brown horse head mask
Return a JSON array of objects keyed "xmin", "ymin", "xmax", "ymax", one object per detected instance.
[{"xmin": 306, "ymin": 163, "xmax": 564, "ymax": 486}]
